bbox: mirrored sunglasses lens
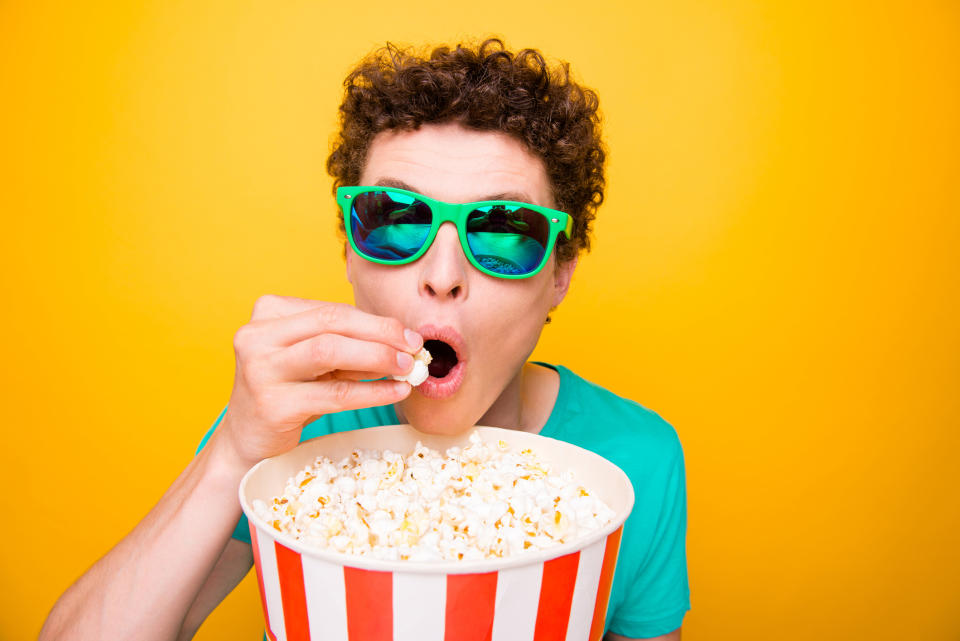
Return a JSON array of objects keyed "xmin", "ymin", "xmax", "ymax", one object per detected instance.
[
  {"xmin": 350, "ymin": 191, "xmax": 432, "ymax": 261},
  {"xmin": 465, "ymin": 205, "xmax": 550, "ymax": 275}
]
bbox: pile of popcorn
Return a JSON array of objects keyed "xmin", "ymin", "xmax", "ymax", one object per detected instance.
[{"xmin": 252, "ymin": 432, "xmax": 615, "ymax": 561}]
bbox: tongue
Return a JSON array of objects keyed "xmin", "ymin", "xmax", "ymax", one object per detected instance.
[{"xmin": 425, "ymin": 340, "xmax": 458, "ymax": 379}]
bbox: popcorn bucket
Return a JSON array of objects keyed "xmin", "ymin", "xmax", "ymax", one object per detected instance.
[{"xmin": 239, "ymin": 425, "xmax": 635, "ymax": 641}]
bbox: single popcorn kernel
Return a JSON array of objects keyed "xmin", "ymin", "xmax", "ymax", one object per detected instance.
[{"xmin": 392, "ymin": 347, "xmax": 433, "ymax": 386}]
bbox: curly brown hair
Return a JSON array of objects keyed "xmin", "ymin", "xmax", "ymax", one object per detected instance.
[{"xmin": 326, "ymin": 38, "xmax": 605, "ymax": 264}]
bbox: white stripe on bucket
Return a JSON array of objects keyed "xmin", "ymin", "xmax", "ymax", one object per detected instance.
[
  {"xmin": 301, "ymin": 553, "xmax": 349, "ymax": 640},
  {"xmin": 256, "ymin": 536, "xmax": 286, "ymax": 641},
  {"xmin": 394, "ymin": 571, "xmax": 446, "ymax": 641},
  {"xmin": 490, "ymin": 561, "xmax": 544, "ymax": 641},
  {"xmin": 565, "ymin": 537, "xmax": 607, "ymax": 641}
]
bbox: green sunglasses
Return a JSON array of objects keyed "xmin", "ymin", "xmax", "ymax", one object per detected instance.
[{"xmin": 337, "ymin": 186, "xmax": 573, "ymax": 279}]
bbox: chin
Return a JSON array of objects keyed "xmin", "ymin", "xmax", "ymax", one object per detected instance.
[{"xmin": 396, "ymin": 394, "xmax": 479, "ymax": 435}]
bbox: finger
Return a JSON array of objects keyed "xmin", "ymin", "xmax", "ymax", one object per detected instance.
[
  {"xmin": 320, "ymin": 370, "xmax": 388, "ymax": 382},
  {"xmin": 293, "ymin": 378, "xmax": 412, "ymax": 416},
  {"xmin": 271, "ymin": 333, "xmax": 415, "ymax": 381},
  {"xmin": 249, "ymin": 294, "xmax": 327, "ymax": 321},
  {"xmin": 253, "ymin": 302, "xmax": 422, "ymax": 352}
]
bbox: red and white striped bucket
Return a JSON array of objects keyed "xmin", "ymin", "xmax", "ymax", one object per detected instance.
[{"xmin": 240, "ymin": 425, "xmax": 634, "ymax": 641}]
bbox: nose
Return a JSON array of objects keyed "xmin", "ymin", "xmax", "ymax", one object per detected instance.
[{"xmin": 418, "ymin": 222, "xmax": 468, "ymax": 301}]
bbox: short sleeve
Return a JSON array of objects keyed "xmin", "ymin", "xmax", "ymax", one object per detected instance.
[
  {"xmin": 195, "ymin": 406, "xmax": 253, "ymax": 545},
  {"xmin": 608, "ymin": 443, "xmax": 691, "ymax": 638}
]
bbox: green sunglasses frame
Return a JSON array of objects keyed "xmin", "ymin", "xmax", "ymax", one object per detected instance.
[{"xmin": 337, "ymin": 185, "xmax": 574, "ymax": 280}]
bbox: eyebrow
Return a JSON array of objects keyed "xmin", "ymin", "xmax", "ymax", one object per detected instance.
[{"xmin": 372, "ymin": 177, "xmax": 537, "ymax": 205}]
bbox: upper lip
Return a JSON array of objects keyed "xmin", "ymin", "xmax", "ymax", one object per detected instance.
[{"xmin": 415, "ymin": 324, "xmax": 467, "ymax": 363}]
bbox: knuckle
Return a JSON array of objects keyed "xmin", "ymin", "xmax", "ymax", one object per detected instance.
[
  {"xmin": 233, "ymin": 324, "xmax": 255, "ymax": 353},
  {"xmin": 330, "ymin": 380, "xmax": 353, "ymax": 404},
  {"xmin": 310, "ymin": 335, "xmax": 335, "ymax": 364},
  {"xmin": 314, "ymin": 302, "xmax": 344, "ymax": 328},
  {"xmin": 252, "ymin": 294, "xmax": 280, "ymax": 318},
  {"xmin": 381, "ymin": 317, "xmax": 404, "ymax": 340}
]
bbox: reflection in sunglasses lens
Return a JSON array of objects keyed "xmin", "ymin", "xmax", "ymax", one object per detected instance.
[
  {"xmin": 466, "ymin": 206, "xmax": 549, "ymax": 275},
  {"xmin": 351, "ymin": 191, "xmax": 432, "ymax": 261}
]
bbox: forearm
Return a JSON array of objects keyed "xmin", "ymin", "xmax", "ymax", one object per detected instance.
[
  {"xmin": 40, "ymin": 428, "xmax": 251, "ymax": 641},
  {"xmin": 39, "ymin": 298, "xmax": 420, "ymax": 640}
]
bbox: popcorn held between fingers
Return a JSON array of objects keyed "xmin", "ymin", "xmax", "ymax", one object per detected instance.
[
  {"xmin": 253, "ymin": 432, "xmax": 616, "ymax": 561},
  {"xmin": 392, "ymin": 347, "xmax": 432, "ymax": 386}
]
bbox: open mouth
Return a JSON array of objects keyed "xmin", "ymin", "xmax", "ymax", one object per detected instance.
[
  {"xmin": 425, "ymin": 339, "xmax": 459, "ymax": 379},
  {"xmin": 415, "ymin": 325, "xmax": 467, "ymax": 400}
]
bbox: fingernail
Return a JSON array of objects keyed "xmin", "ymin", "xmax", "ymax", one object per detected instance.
[
  {"xmin": 404, "ymin": 328, "xmax": 422, "ymax": 351},
  {"xmin": 395, "ymin": 381, "xmax": 412, "ymax": 395},
  {"xmin": 397, "ymin": 351, "xmax": 414, "ymax": 370}
]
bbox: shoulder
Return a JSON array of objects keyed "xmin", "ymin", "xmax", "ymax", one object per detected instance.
[
  {"xmin": 549, "ymin": 365, "xmax": 690, "ymax": 629},
  {"xmin": 550, "ymin": 364, "xmax": 684, "ymax": 475}
]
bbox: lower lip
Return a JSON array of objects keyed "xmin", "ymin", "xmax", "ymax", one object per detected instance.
[{"xmin": 416, "ymin": 361, "xmax": 466, "ymax": 399}]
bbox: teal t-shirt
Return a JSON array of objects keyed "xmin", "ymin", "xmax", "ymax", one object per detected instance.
[{"xmin": 197, "ymin": 363, "xmax": 690, "ymax": 638}]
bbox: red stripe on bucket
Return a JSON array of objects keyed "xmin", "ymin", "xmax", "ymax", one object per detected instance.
[
  {"xmin": 588, "ymin": 526, "xmax": 624, "ymax": 641},
  {"xmin": 344, "ymin": 566, "xmax": 393, "ymax": 641},
  {"xmin": 274, "ymin": 541, "xmax": 311, "ymax": 641},
  {"xmin": 249, "ymin": 527, "xmax": 274, "ymax": 639},
  {"xmin": 534, "ymin": 551, "xmax": 581, "ymax": 641},
  {"xmin": 446, "ymin": 571, "xmax": 498, "ymax": 641}
]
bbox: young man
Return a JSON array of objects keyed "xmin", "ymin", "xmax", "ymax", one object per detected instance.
[{"xmin": 40, "ymin": 40, "xmax": 689, "ymax": 640}]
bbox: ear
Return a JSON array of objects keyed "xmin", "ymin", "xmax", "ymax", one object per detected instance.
[
  {"xmin": 552, "ymin": 255, "xmax": 578, "ymax": 307},
  {"xmin": 345, "ymin": 245, "xmax": 354, "ymax": 284}
]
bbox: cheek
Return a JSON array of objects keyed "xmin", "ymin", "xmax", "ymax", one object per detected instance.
[
  {"xmin": 471, "ymin": 280, "xmax": 553, "ymax": 364},
  {"xmin": 349, "ymin": 266, "xmax": 377, "ymax": 311},
  {"xmin": 350, "ymin": 262, "xmax": 411, "ymax": 315}
]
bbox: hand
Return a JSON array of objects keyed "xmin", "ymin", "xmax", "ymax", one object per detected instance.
[{"xmin": 214, "ymin": 295, "xmax": 422, "ymax": 467}]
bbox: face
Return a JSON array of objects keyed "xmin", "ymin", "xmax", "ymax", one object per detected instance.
[{"xmin": 347, "ymin": 122, "xmax": 577, "ymax": 434}]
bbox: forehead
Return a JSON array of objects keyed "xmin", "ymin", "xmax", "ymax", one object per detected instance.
[{"xmin": 359, "ymin": 122, "xmax": 555, "ymax": 207}]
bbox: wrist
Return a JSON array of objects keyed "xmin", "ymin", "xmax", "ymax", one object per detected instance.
[{"xmin": 200, "ymin": 421, "xmax": 259, "ymax": 489}]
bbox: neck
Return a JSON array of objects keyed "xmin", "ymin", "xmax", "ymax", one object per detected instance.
[{"xmin": 478, "ymin": 362, "xmax": 558, "ymax": 434}]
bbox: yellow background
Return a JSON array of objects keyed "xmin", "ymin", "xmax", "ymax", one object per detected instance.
[{"xmin": 2, "ymin": 1, "xmax": 958, "ymax": 639}]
